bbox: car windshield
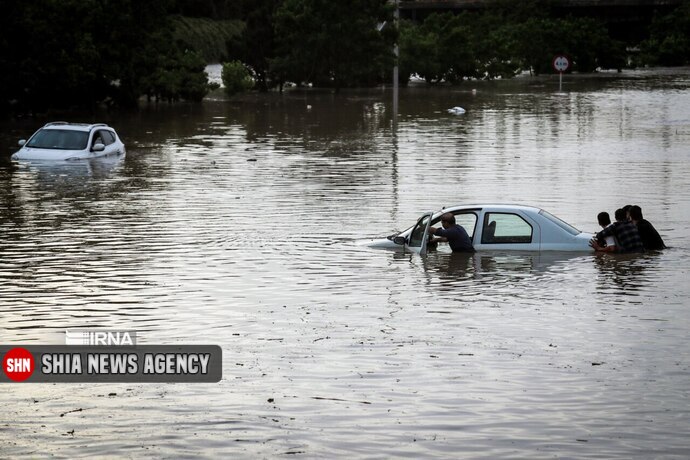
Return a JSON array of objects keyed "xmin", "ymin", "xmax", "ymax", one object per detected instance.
[
  {"xmin": 539, "ymin": 209, "xmax": 581, "ymax": 235},
  {"xmin": 26, "ymin": 129, "xmax": 89, "ymax": 150}
]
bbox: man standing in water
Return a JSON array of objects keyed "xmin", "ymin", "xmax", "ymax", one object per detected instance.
[
  {"xmin": 628, "ymin": 205, "xmax": 666, "ymax": 250},
  {"xmin": 429, "ymin": 213, "xmax": 474, "ymax": 252}
]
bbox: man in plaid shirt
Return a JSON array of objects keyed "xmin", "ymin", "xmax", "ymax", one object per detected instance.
[{"xmin": 590, "ymin": 208, "xmax": 644, "ymax": 253}]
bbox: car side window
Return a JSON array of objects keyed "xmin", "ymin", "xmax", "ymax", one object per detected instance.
[
  {"xmin": 481, "ymin": 213, "xmax": 532, "ymax": 244},
  {"xmin": 101, "ymin": 131, "xmax": 116, "ymax": 145},
  {"xmin": 92, "ymin": 130, "xmax": 115, "ymax": 148},
  {"xmin": 454, "ymin": 213, "xmax": 477, "ymax": 238},
  {"xmin": 92, "ymin": 131, "xmax": 105, "ymax": 148}
]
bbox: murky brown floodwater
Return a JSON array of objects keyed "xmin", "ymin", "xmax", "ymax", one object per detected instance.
[{"xmin": 1, "ymin": 68, "xmax": 689, "ymax": 458}]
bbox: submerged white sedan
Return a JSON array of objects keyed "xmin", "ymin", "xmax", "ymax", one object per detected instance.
[{"xmin": 367, "ymin": 204, "xmax": 594, "ymax": 254}]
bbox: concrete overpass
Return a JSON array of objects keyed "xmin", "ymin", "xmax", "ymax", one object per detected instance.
[{"xmin": 398, "ymin": 0, "xmax": 684, "ymax": 43}]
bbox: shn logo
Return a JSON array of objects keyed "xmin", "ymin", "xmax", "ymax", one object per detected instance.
[{"xmin": 65, "ymin": 330, "xmax": 136, "ymax": 346}]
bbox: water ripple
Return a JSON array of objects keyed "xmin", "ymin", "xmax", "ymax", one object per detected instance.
[{"xmin": 1, "ymin": 71, "xmax": 690, "ymax": 457}]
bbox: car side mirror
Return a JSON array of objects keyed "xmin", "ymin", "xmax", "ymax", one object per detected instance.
[
  {"xmin": 92, "ymin": 143, "xmax": 105, "ymax": 152},
  {"xmin": 393, "ymin": 236, "xmax": 406, "ymax": 245},
  {"xmin": 18, "ymin": 139, "xmax": 26, "ymax": 146}
]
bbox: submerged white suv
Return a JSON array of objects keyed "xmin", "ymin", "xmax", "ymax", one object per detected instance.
[{"xmin": 12, "ymin": 122, "xmax": 126, "ymax": 161}]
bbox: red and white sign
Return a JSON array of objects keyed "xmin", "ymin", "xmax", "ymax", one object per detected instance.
[
  {"xmin": 552, "ymin": 55, "xmax": 570, "ymax": 73},
  {"xmin": 3, "ymin": 347, "xmax": 35, "ymax": 382}
]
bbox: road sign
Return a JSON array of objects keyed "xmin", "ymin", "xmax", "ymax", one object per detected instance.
[{"xmin": 553, "ymin": 55, "xmax": 570, "ymax": 73}]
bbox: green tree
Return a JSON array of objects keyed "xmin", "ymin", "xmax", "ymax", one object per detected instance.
[
  {"xmin": 436, "ymin": 14, "xmax": 477, "ymax": 83},
  {"xmin": 0, "ymin": 0, "xmax": 214, "ymax": 113},
  {"xmin": 474, "ymin": 28, "xmax": 522, "ymax": 79},
  {"xmin": 398, "ymin": 1, "xmax": 624, "ymax": 83},
  {"xmin": 227, "ymin": 0, "xmax": 282, "ymax": 92},
  {"xmin": 171, "ymin": 16, "xmax": 244, "ymax": 63},
  {"xmin": 147, "ymin": 49, "xmax": 212, "ymax": 102},
  {"xmin": 399, "ymin": 13, "xmax": 477, "ymax": 84},
  {"xmin": 0, "ymin": 0, "xmax": 108, "ymax": 112},
  {"xmin": 92, "ymin": 0, "xmax": 177, "ymax": 107},
  {"xmin": 272, "ymin": 0, "xmax": 395, "ymax": 89},
  {"xmin": 510, "ymin": 16, "xmax": 623, "ymax": 74},
  {"xmin": 510, "ymin": 18, "xmax": 563, "ymax": 75},
  {"xmin": 221, "ymin": 60, "xmax": 254, "ymax": 96},
  {"xmin": 399, "ymin": 19, "xmax": 442, "ymax": 83},
  {"xmin": 640, "ymin": 1, "xmax": 690, "ymax": 66}
]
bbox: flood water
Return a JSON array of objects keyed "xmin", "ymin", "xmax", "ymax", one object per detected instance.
[{"xmin": 1, "ymin": 68, "xmax": 689, "ymax": 458}]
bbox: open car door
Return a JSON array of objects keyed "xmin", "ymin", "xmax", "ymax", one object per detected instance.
[{"xmin": 405, "ymin": 211, "xmax": 434, "ymax": 255}]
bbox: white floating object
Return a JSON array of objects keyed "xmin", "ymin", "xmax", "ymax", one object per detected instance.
[{"xmin": 447, "ymin": 106, "xmax": 466, "ymax": 115}]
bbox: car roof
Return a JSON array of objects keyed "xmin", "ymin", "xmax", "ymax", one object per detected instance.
[
  {"xmin": 438, "ymin": 204, "xmax": 542, "ymax": 214},
  {"xmin": 40, "ymin": 122, "xmax": 112, "ymax": 132}
]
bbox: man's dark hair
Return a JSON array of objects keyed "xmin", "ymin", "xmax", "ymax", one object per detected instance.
[
  {"xmin": 597, "ymin": 212, "xmax": 611, "ymax": 226},
  {"xmin": 441, "ymin": 213, "xmax": 456, "ymax": 225},
  {"xmin": 614, "ymin": 208, "xmax": 628, "ymax": 222},
  {"xmin": 629, "ymin": 205, "xmax": 643, "ymax": 221},
  {"xmin": 623, "ymin": 204, "xmax": 633, "ymax": 213}
]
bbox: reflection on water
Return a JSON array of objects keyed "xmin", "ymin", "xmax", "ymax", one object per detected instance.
[
  {"xmin": 421, "ymin": 250, "xmax": 593, "ymax": 285},
  {"xmin": 591, "ymin": 251, "xmax": 670, "ymax": 298},
  {"xmin": 0, "ymin": 68, "xmax": 689, "ymax": 458},
  {"xmin": 13, "ymin": 155, "xmax": 125, "ymax": 182}
]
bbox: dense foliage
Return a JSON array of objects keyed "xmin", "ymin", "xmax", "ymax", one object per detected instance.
[
  {"xmin": 0, "ymin": 0, "xmax": 220, "ymax": 113},
  {"xmin": 230, "ymin": 0, "xmax": 677, "ymax": 90},
  {"xmin": 1, "ymin": 0, "xmax": 687, "ymax": 113},
  {"xmin": 271, "ymin": 0, "xmax": 396, "ymax": 89},
  {"xmin": 171, "ymin": 16, "xmax": 244, "ymax": 63},
  {"xmin": 221, "ymin": 61, "xmax": 255, "ymax": 96},
  {"xmin": 399, "ymin": 8, "xmax": 627, "ymax": 83},
  {"xmin": 227, "ymin": 0, "xmax": 282, "ymax": 92},
  {"xmin": 640, "ymin": 0, "xmax": 690, "ymax": 66},
  {"xmin": 228, "ymin": 0, "xmax": 396, "ymax": 91}
]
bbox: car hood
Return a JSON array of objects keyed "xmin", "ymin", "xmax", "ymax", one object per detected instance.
[
  {"xmin": 359, "ymin": 237, "xmax": 401, "ymax": 249},
  {"xmin": 12, "ymin": 147, "xmax": 90, "ymax": 161}
]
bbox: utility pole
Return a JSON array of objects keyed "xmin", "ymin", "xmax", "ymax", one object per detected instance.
[{"xmin": 392, "ymin": 0, "xmax": 399, "ymax": 126}]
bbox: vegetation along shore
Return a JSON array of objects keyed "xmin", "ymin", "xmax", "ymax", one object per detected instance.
[{"xmin": 1, "ymin": 0, "xmax": 688, "ymax": 115}]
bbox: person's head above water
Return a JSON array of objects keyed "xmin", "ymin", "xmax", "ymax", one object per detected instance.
[
  {"xmin": 597, "ymin": 212, "xmax": 611, "ymax": 227},
  {"xmin": 629, "ymin": 205, "xmax": 643, "ymax": 222},
  {"xmin": 614, "ymin": 208, "xmax": 628, "ymax": 222},
  {"xmin": 440, "ymin": 213, "xmax": 455, "ymax": 227}
]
